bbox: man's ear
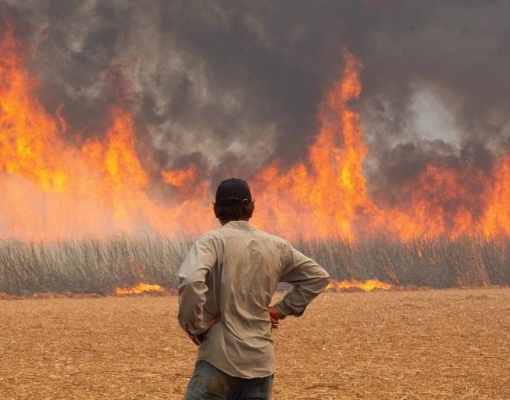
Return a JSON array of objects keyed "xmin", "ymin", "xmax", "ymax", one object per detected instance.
[
  {"xmin": 248, "ymin": 200, "xmax": 255, "ymax": 218},
  {"xmin": 213, "ymin": 202, "xmax": 220, "ymax": 218}
]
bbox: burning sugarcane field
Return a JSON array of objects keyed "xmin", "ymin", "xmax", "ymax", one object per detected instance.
[{"xmin": 1, "ymin": 1, "xmax": 510, "ymax": 399}]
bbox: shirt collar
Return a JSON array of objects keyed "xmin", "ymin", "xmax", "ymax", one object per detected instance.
[{"xmin": 222, "ymin": 220, "xmax": 255, "ymax": 231}]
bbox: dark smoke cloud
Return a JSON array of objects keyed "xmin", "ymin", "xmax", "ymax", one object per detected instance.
[{"xmin": 2, "ymin": 0, "xmax": 510, "ymax": 198}]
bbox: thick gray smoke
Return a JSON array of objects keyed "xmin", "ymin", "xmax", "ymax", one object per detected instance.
[{"xmin": 2, "ymin": 0, "xmax": 510, "ymax": 203}]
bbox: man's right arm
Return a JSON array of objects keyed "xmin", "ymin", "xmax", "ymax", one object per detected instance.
[{"xmin": 177, "ymin": 238, "xmax": 216, "ymax": 338}]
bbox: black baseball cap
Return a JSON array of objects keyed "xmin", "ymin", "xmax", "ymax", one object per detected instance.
[{"xmin": 215, "ymin": 178, "xmax": 252, "ymax": 206}]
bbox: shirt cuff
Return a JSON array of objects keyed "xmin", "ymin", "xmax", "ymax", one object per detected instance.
[{"xmin": 274, "ymin": 301, "xmax": 293, "ymax": 318}]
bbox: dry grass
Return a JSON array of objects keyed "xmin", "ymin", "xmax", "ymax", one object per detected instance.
[
  {"xmin": 1, "ymin": 288, "xmax": 509, "ymax": 399},
  {"xmin": 3, "ymin": 235, "xmax": 510, "ymax": 296}
]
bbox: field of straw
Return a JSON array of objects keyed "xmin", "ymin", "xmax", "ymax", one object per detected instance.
[{"xmin": 1, "ymin": 288, "xmax": 509, "ymax": 400}]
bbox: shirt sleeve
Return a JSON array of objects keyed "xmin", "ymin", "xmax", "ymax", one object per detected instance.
[
  {"xmin": 274, "ymin": 245, "xmax": 330, "ymax": 318},
  {"xmin": 177, "ymin": 237, "xmax": 216, "ymax": 337}
]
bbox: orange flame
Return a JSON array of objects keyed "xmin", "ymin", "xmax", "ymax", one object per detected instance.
[
  {"xmin": 0, "ymin": 23, "xmax": 214, "ymax": 241},
  {"xmin": 251, "ymin": 49, "xmax": 381, "ymax": 241},
  {"xmin": 385, "ymin": 164, "xmax": 488, "ymax": 240},
  {"xmin": 326, "ymin": 279, "xmax": 392, "ymax": 292},
  {"xmin": 1, "ymin": 21, "xmax": 510, "ymax": 242},
  {"xmin": 481, "ymin": 153, "xmax": 510, "ymax": 237},
  {"xmin": 115, "ymin": 283, "xmax": 165, "ymax": 295}
]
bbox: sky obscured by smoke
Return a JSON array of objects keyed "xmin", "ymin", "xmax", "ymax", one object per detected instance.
[{"xmin": 2, "ymin": 0, "xmax": 510, "ymax": 201}]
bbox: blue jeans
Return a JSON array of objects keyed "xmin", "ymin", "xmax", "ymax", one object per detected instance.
[{"xmin": 184, "ymin": 360, "xmax": 273, "ymax": 400}]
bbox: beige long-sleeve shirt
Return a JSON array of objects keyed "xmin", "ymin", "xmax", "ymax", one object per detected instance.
[{"xmin": 178, "ymin": 220, "xmax": 330, "ymax": 378}]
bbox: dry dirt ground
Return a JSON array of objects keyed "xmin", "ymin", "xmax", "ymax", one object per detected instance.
[{"xmin": 1, "ymin": 288, "xmax": 509, "ymax": 400}]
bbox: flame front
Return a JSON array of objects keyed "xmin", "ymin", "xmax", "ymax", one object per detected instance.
[
  {"xmin": 0, "ymin": 24, "xmax": 214, "ymax": 241},
  {"xmin": 115, "ymin": 283, "xmax": 165, "ymax": 295},
  {"xmin": 326, "ymin": 279, "xmax": 392, "ymax": 292},
  {"xmin": 1, "ymin": 22, "xmax": 510, "ymax": 242}
]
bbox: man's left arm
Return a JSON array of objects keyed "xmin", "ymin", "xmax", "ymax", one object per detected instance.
[{"xmin": 273, "ymin": 246, "xmax": 330, "ymax": 319}]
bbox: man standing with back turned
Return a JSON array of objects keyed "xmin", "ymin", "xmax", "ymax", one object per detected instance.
[{"xmin": 178, "ymin": 178, "xmax": 330, "ymax": 399}]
